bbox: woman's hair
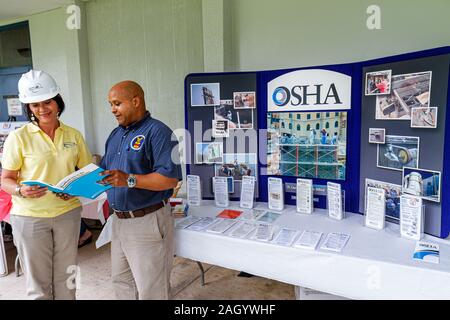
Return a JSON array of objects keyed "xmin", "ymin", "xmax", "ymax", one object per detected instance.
[{"xmin": 23, "ymin": 94, "xmax": 65, "ymax": 123}]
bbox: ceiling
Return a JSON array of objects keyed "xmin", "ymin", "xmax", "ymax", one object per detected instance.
[{"xmin": 0, "ymin": 0, "xmax": 74, "ymax": 21}]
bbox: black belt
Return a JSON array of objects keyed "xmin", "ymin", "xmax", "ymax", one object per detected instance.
[{"xmin": 114, "ymin": 199, "xmax": 168, "ymax": 219}]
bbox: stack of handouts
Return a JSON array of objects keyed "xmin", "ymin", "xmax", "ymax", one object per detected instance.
[{"xmin": 172, "ymin": 203, "xmax": 189, "ymax": 218}]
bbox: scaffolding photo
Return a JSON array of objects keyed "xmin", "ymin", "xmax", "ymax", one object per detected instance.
[{"xmin": 267, "ymin": 112, "xmax": 347, "ymax": 180}]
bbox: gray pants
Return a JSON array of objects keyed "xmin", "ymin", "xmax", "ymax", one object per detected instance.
[
  {"xmin": 10, "ymin": 207, "xmax": 82, "ymax": 300},
  {"xmin": 111, "ymin": 204, "xmax": 174, "ymax": 300}
]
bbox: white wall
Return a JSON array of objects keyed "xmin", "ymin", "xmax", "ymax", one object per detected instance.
[
  {"xmin": 85, "ymin": 0, "xmax": 204, "ymax": 154},
  {"xmin": 227, "ymin": 0, "xmax": 450, "ymax": 71}
]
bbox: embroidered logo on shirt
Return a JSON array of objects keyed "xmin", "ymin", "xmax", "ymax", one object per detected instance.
[
  {"xmin": 63, "ymin": 142, "xmax": 77, "ymax": 148},
  {"xmin": 130, "ymin": 135, "xmax": 145, "ymax": 151}
]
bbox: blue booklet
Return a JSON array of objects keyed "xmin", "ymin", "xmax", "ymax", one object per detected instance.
[
  {"xmin": 413, "ymin": 241, "xmax": 440, "ymax": 264},
  {"xmin": 22, "ymin": 163, "xmax": 111, "ymax": 199}
]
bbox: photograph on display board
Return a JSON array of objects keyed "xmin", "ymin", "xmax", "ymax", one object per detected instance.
[
  {"xmin": 365, "ymin": 70, "xmax": 392, "ymax": 95},
  {"xmin": 214, "ymin": 100, "xmax": 253, "ymax": 129},
  {"xmin": 195, "ymin": 142, "xmax": 223, "ymax": 164},
  {"xmin": 215, "ymin": 153, "xmax": 257, "ymax": 181},
  {"xmin": 375, "ymin": 71, "xmax": 432, "ymax": 120},
  {"xmin": 191, "ymin": 83, "xmax": 220, "ymax": 106},
  {"xmin": 369, "ymin": 128, "xmax": 386, "ymax": 144},
  {"xmin": 402, "ymin": 167, "xmax": 441, "ymax": 203},
  {"xmin": 267, "ymin": 112, "xmax": 347, "ymax": 180},
  {"xmin": 212, "ymin": 119, "xmax": 229, "ymax": 138},
  {"xmin": 365, "ymin": 178, "xmax": 402, "ymax": 221},
  {"xmin": 233, "ymin": 92, "xmax": 256, "ymax": 109},
  {"xmin": 377, "ymin": 135, "xmax": 419, "ymax": 171},
  {"xmin": 411, "ymin": 107, "xmax": 438, "ymax": 128},
  {"xmin": 212, "ymin": 176, "xmax": 234, "ymax": 194}
]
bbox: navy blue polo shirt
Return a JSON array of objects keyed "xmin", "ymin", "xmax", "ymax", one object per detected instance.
[{"xmin": 100, "ymin": 112, "xmax": 182, "ymax": 211}]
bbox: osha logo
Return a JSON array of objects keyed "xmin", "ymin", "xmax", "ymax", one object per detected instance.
[
  {"xmin": 267, "ymin": 69, "xmax": 351, "ymax": 112},
  {"xmin": 29, "ymin": 83, "xmax": 43, "ymax": 93},
  {"xmin": 272, "ymin": 87, "xmax": 290, "ymax": 106},
  {"xmin": 271, "ymin": 84, "xmax": 342, "ymax": 108}
]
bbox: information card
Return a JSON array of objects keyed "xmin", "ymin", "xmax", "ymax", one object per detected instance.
[
  {"xmin": 268, "ymin": 177, "xmax": 284, "ymax": 211},
  {"xmin": 273, "ymin": 228, "xmax": 298, "ymax": 247},
  {"xmin": 294, "ymin": 230, "xmax": 323, "ymax": 250},
  {"xmin": 229, "ymin": 221, "xmax": 256, "ymax": 238},
  {"xmin": 296, "ymin": 178, "xmax": 313, "ymax": 214},
  {"xmin": 187, "ymin": 175, "xmax": 201, "ymax": 206},
  {"xmin": 400, "ymin": 194, "xmax": 424, "ymax": 241},
  {"xmin": 240, "ymin": 176, "xmax": 256, "ymax": 209},
  {"xmin": 327, "ymin": 182, "xmax": 343, "ymax": 220},
  {"xmin": 253, "ymin": 223, "xmax": 274, "ymax": 242},
  {"xmin": 213, "ymin": 176, "xmax": 229, "ymax": 207},
  {"xmin": 320, "ymin": 233, "xmax": 350, "ymax": 253},
  {"xmin": 365, "ymin": 187, "xmax": 386, "ymax": 230}
]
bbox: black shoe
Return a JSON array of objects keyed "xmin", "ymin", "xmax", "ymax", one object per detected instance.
[
  {"xmin": 78, "ymin": 235, "xmax": 93, "ymax": 248},
  {"xmin": 237, "ymin": 271, "xmax": 254, "ymax": 278}
]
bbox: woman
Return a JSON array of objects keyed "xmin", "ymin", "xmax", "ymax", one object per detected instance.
[{"xmin": 1, "ymin": 70, "xmax": 92, "ymax": 300}]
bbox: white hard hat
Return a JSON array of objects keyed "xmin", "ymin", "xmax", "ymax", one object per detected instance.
[{"xmin": 18, "ymin": 70, "xmax": 60, "ymax": 104}]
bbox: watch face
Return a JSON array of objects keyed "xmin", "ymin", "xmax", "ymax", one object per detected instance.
[{"xmin": 127, "ymin": 175, "xmax": 137, "ymax": 187}]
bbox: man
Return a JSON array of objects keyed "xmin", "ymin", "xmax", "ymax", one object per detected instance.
[{"xmin": 100, "ymin": 81, "xmax": 182, "ymax": 300}]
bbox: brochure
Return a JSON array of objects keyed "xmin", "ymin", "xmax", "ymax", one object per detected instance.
[
  {"xmin": 268, "ymin": 177, "xmax": 284, "ymax": 211},
  {"xmin": 186, "ymin": 217, "xmax": 217, "ymax": 231},
  {"xmin": 229, "ymin": 221, "xmax": 256, "ymax": 238},
  {"xmin": 400, "ymin": 194, "xmax": 424, "ymax": 241},
  {"xmin": 240, "ymin": 176, "xmax": 256, "ymax": 209},
  {"xmin": 296, "ymin": 178, "xmax": 313, "ymax": 214},
  {"xmin": 213, "ymin": 176, "xmax": 229, "ymax": 207},
  {"xmin": 253, "ymin": 223, "xmax": 274, "ymax": 242},
  {"xmin": 294, "ymin": 230, "xmax": 323, "ymax": 250},
  {"xmin": 320, "ymin": 233, "xmax": 350, "ymax": 253},
  {"xmin": 239, "ymin": 208, "xmax": 266, "ymax": 221},
  {"xmin": 175, "ymin": 215, "xmax": 202, "ymax": 229},
  {"xmin": 217, "ymin": 209, "xmax": 243, "ymax": 219},
  {"xmin": 257, "ymin": 211, "xmax": 282, "ymax": 224},
  {"xmin": 273, "ymin": 228, "xmax": 298, "ymax": 247},
  {"xmin": 413, "ymin": 241, "xmax": 439, "ymax": 264},
  {"xmin": 365, "ymin": 187, "xmax": 386, "ymax": 230},
  {"xmin": 22, "ymin": 163, "xmax": 111, "ymax": 199},
  {"xmin": 206, "ymin": 219, "xmax": 237, "ymax": 234},
  {"xmin": 187, "ymin": 175, "xmax": 202, "ymax": 206},
  {"xmin": 327, "ymin": 182, "xmax": 344, "ymax": 220}
]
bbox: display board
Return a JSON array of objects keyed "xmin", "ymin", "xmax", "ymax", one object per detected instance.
[
  {"xmin": 185, "ymin": 46, "xmax": 450, "ymax": 238},
  {"xmin": 359, "ymin": 52, "xmax": 450, "ymax": 237},
  {"xmin": 185, "ymin": 73, "xmax": 259, "ymax": 200}
]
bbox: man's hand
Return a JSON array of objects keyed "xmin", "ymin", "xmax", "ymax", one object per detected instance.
[
  {"xmin": 99, "ymin": 170, "xmax": 128, "ymax": 187},
  {"xmin": 54, "ymin": 193, "xmax": 74, "ymax": 201}
]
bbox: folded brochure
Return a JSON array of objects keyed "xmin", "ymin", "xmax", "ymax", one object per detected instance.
[
  {"xmin": 22, "ymin": 163, "xmax": 111, "ymax": 199},
  {"xmin": 413, "ymin": 241, "xmax": 439, "ymax": 264},
  {"xmin": 217, "ymin": 209, "xmax": 242, "ymax": 219}
]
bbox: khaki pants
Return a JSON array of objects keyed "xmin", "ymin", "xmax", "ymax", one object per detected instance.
[
  {"xmin": 111, "ymin": 203, "xmax": 174, "ymax": 300},
  {"xmin": 10, "ymin": 207, "xmax": 82, "ymax": 300}
]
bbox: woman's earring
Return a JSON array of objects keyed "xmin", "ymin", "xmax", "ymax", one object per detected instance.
[
  {"xmin": 57, "ymin": 112, "xmax": 60, "ymax": 119},
  {"xmin": 31, "ymin": 114, "xmax": 35, "ymax": 121}
]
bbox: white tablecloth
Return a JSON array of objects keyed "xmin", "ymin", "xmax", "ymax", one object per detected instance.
[{"xmin": 175, "ymin": 201, "xmax": 450, "ymax": 300}]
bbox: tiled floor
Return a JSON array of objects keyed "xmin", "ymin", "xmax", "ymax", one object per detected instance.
[{"xmin": 0, "ymin": 230, "xmax": 295, "ymax": 300}]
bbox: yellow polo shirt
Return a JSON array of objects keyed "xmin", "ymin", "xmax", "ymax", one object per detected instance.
[{"xmin": 2, "ymin": 122, "xmax": 92, "ymax": 218}]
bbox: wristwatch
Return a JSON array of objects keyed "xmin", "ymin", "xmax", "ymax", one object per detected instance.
[
  {"xmin": 15, "ymin": 185, "xmax": 24, "ymax": 198},
  {"xmin": 127, "ymin": 174, "xmax": 137, "ymax": 188}
]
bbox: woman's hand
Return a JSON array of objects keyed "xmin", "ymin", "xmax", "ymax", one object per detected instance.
[
  {"xmin": 19, "ymin": 185, "xmax": 47, "ymax": 198},
  {"xmin": 54, "ymin": 193, "xmax": 74, "ymax": 201}
]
